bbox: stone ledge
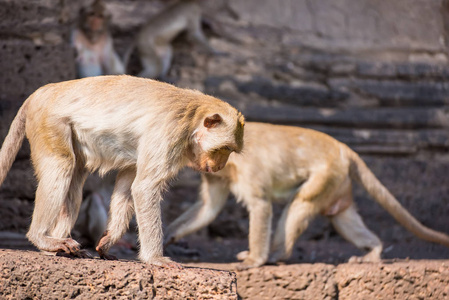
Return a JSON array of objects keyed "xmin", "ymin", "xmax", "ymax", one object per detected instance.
[
  {"xmin": 335, "ymin": 260, "xmax": 449, "ymax": 300},
  {"xmin": 189, "ymin": 260, "xmax": 449, "ymax": 300},
  {"xmin": 0, "ymin": 249, "xmax": 238, "ymax": 299}
]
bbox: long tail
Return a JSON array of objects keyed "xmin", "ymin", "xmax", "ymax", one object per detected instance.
[
  {"xmin": 347, "ymin": 146, "xmax": 449, "ymax": 248},
  {"xmin": 0, "ymin": 100, "xmax": 28, "ymax": 186}
]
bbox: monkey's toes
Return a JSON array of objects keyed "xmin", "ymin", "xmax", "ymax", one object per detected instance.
[
  {"xmin": 235, "ymin": 258, "xmax": 265, "ymax": 271},
  {"xmin": 76, "ymin": 249, "xmax": 94, "ymax": 259},
  {"xmin": 236, "ymin": 250, "xmax": 249, "ymax": 261},
  {"xmin": 149, "ymin": 256, "xmax": 183, "ymax": 269},
  {"xmin": 56, "ymin": 248, "xmax": 93, "ymax": 259},
  {"xmin": 99, "ymin": 253, "xmax": 118, "ymax": 260},
  {"xmin": 163, "ymin": 261, "xmax": 183, "ymax": 269},
  {"xmin": 64, "ymin": 238, "xmax": 81, "ymax": 252},
  {"xmin": 348, "ymin": 253, "xmax": 381, "ymax": 263}
]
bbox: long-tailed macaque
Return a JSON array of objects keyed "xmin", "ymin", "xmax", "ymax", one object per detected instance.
[
  {"xmin": 0, "ymin": 75, "xmax": 245, "ymax": 268},
  {"xmin": 165, "ymin": 122, "xmax": 449, "ymax": 269},
  {"xmin": 71, "ymin": 0, "xmax": 125, "ymax": 78},
  {"xmin": 134, "ymin": 0, "xmax": 218, "ymax": 79}
]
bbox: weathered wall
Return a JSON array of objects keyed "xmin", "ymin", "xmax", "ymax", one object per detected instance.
[{"xmin": 0, "ymin": 0, "xmax": 448, "ymax": 255}]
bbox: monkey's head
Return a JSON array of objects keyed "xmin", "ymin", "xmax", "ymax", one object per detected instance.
[
  {"xmin": 188, "ymin": 110, "xmax": 245, "ymax": 173},
  {"xmin": 79, "ymin": 0, "xmax": 109, "ymax": 41}
]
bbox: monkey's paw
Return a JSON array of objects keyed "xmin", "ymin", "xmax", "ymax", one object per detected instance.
[
  {"xmin": 99, "ymin": 253, "xmax": 118, "ymax": 260},
  {"xmin": 55, "ymin": 249, "xmax": 93, "ymax": 259},
  {"xmin": 235, "ymin": 257, "xmax": 265, "ymax": 271},
  {"xmin": 236, "ymin": 250, "xmax": 249, "ymax": 261},
  {"xmin": 148, "ymin": 256, "xmax": 183, "ymax": 269},
  {"xmin": 348, "ymin": 253, "xmax": 381, "ymax": 263}
]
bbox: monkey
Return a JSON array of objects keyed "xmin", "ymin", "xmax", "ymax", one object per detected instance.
[
  {"xmin": 71, "ymin": 0, "xmax": 125, "ymax": 78},
  {"xmin": 0, "ymin": 75, "xmax": 245, "ymax": 268},
  {"xmin": 131, "ymin": 0, "xmax": 219, "ymax": 79},
  {"xmin": 164, "ymin": 122, "xmax": 449, "ymax": 269}
]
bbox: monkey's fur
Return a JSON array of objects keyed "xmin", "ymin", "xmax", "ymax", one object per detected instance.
[
  {"xmin": 0, "ymin": 75, "xmax": 244, "ymax": 267},
  {"xmin": 133, "ymin": 0, "xmax": 218, "ymax": 79},
  {"xmin": 72, "ymin": 0, "xmax": 125, "ymax": 78},
  {"xmin": 165, "ymin": 122, "xmax": 449, "ymax": 269}
]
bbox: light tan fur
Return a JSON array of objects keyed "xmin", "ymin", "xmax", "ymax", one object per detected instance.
[
  {"xmin": 72, "ymin": 0, "xmax": 125, "ymax": 78},
  {"xmin": 132, "ymin": 0, "xmax": 218, "ymax": 79},
  {"xmin": 165, "ymin": 122, "xmax": 449, "ymax": 269},
  {"xmin": 0, "ymin": 75, "xmax": 244, "ymax": 268}
]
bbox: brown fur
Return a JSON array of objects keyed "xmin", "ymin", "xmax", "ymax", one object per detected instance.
[
  {"xmin": 130, "ymin": 0, "xmax": 218, "ymax": 79},
  {"xmin": 165, "ymin": 122, "xmax": 449, "ymax": 269},
  {"xmin": 0, "ymin": 75, "xmax": 244, "ymax": 268},
  {"xmin": 72, "ymin": 0, "xmax": 125, "ymax": 78}
]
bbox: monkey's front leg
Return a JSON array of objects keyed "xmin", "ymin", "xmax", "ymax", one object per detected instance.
[
  {"xmin": 164, "ymin": 174, "xmax": 230, "ymax": 246},
  {"xmin": 132, "ymin": 177, "xmax": 182, "ymax": 269},
  {"xmin": 236, "ymin": 198, "xmax": 272, "ymax": 270}
]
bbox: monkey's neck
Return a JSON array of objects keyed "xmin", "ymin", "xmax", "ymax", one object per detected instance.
[{"xmin": 84, "ymin": 29, "xmax": 106, "ymax": 44}]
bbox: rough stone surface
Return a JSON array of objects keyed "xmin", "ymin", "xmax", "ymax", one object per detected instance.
[
  {"xmin": 335, "ymin": 261, "xmax": 449, "ymax": 300},
  {"xmin": 236, "ymin": 264, "xmax": 337, "ymax": 300},
  {"xmin": 187, "ymin": 260, "xmax": 449, "ymax": 300},
  {"xmin": 0, "ymin": 249, "xmax": 238, "ymax": 299}
]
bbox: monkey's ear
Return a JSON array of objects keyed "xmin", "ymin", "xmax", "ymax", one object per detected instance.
[{"xmin": 204, "ymin": 114, "xmax": 222, "ymax": 128}]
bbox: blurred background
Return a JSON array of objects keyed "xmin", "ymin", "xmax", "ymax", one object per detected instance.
[{"xmin": 0, "ymin": 0, "xmax": 448, "ymax": 264}]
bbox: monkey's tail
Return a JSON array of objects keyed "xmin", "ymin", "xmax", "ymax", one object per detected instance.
[
  {"xmin": 347, "ymin": 146, "xmax": 449, "ymax": 248},
  {"xmin": 0, "ymin": 100, "xmax": 28, "ymax": 186}
]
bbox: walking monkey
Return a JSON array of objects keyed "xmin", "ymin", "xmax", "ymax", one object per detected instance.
[
  {"xmin": 165, "ymin": 122, "xmax": 449, "ymax": 269},
  {"xmin": 133, "ymin": 0, "xmax": 218, "ymax": 79},
  {"xmin": 72, "ymin": 0, "xmax": 125, "ymax": 78},
  {"xmin": 0, "ymin": 75, "xmax": 244, "ymax": 268}
]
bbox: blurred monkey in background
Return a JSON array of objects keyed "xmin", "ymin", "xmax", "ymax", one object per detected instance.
[
  {"xmin": 132, "ymin": 0, "xmax": 219, "ymax": 79},
  {"xmin": 72, "ymin": 0, "xmax": 125, "ymax": 78},
  {"xmin": 74, "ymin": 173, "xmax": 136, "ymax": 252},
  {"xmin": 165, "ymin": 122, "xmax": 449, "ymax": 269}
]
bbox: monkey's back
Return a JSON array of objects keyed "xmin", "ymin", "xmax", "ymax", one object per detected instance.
[
  {"xmin": 224, "ymin": 122, "xmax": 351, "ymax": 202},
  {"xmin": 24, "ymin": 75, "xmax": 239, "ymax": 175}
]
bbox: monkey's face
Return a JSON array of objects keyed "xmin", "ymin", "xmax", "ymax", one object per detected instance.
[
  {"xmin": 79, "ymin": 0, "xmax": 107, "ymax": 36},
  {"xmin": 86, "ymin": 12, "xmax": 105, "ymax": 32},
  {"xmin": 198, "ymin": 146, "xmax": 233, "ymax": 173},
  {"xmin": 188, "ymin": 113, "xmax": 244, "ymax": 173}
]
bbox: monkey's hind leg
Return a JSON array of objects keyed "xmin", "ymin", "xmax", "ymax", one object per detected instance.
[
  {"xmin": 96, "ymin": 168, "xmax": 136, "ymax": 260},
  {"xmin": 137, "ymin": 46, "xmax": 163, "ymax": 79},
  {"xmin": 330, "ymin": 203, "xmax": 383, "ymax": 263},
  {"xmin": 27, "ymin": 131, "xmax": 87, "ymax": 257},
  {"xmin": 269, "ymin": 173, "xmax": 334, "ymax": 264}
]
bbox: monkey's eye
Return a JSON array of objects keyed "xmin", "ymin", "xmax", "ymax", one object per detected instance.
[{"xmin": 212, "ymin": 146, "xmax": 233, "ymax": 154}]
